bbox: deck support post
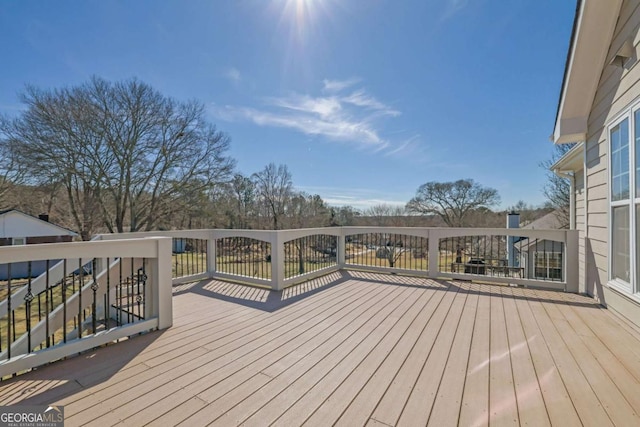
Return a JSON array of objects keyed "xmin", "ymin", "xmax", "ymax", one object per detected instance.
[
  {"xmin": 149, "ymin": 237, "xmax": 173, "ymax": 329},
  {"xmin": 207, "ymin": 231, "xmax": 217, "ymax": 278},
  {"xmin": 428, "ymin": 229, "xmax": 440, "ymax": 278},
  {"xmin": 271, "ymin": 231, "xmax": 285, "ymax": 291},
  {"xmin": 565, "ymin": 230, "xmax": 579, "ymax": 293}
]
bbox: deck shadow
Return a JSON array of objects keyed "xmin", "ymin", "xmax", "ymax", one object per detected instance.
[
  {"xmin": 176, "ymin": 269, "xmax": 602, "ymax": 312},
  {"xmin": 173, "ymin": 271, "xmax": 353, "ymax": 312},
  {"xmin": 344, "ymin": 270, "xmax": 603, "ymax": 309},
  {"xmin": 0, "ymin": 329, "xmax": 164, "ymax": 406}
]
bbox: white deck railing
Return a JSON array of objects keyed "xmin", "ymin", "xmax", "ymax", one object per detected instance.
[
  {"xmin": 0, "ymin": 226, "xmax": 577, "ymax": 378},
  {"xmin": 96, "ymin": 226, "xmax": 579, "ymax": 292},
  {"xmin": 0, "ymin": 237, "xmax": 172, "ymax": 378}
]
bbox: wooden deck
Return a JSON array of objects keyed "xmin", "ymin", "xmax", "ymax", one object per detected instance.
[{"xmin": 1, "ymin": 271, "xmax": 640, "ymax": 426}]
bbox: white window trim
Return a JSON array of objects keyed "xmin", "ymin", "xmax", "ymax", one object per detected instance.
[
  {"xmin": 607, "ymin": 106, "xmax": 637, "ymax": 295},
  {"xmin": 533, "ymin": 251, "xmax": 563, "ymax": 280}
]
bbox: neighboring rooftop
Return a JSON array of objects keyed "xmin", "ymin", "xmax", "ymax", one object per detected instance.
[
  {"xmin": 523, "ymin": 210, "xmax": 564, "ymax": 230},
  {"xmin": 0, "ymin": 209, "xmax": 77, "ymax": 238}
]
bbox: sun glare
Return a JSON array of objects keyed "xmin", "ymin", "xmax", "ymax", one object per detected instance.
[{"xmin": 277, "ymin": 0, "xmax": 331, "ymax": 44}]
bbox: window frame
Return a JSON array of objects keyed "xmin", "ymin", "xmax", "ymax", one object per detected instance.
[
  {"xmin": 607, "ymin": 107, "xmax": 638, "ymax": 295},
  {"xmin": 533, "ymin": 251, "xmax": 563, "ymax": 281}
]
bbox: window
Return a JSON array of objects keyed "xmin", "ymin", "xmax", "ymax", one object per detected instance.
[
  {"xmin": 608, "ymin": 110, "xmax": 639, "ymax": 293},
  {"xmin": 12, "ymin": 238, "xmax": 25, "ymax": 245},
  {"xmin": 612, "ymin": 206, "xmax": 630, "ymax": 283},
  {"xmin": 611, "ymin": 119, "xmax": 629, "ymax": 201},
  {"xmin": 534, "ymin": 252, "xmax": 563, "ymax": 281}
]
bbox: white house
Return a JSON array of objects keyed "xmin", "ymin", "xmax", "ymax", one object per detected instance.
[
  {"xmin": 0, "ymin": 209, "xmax": 77, "ymax": 279},
  {"xmin": 553, "ymin": 0, "xmax": 640, "ymax": 326},
  {"xmin": 512, "ymin": 211, "xmax": 565, "ymax": 282}
]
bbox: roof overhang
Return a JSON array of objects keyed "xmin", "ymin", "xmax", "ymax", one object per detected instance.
[
  {"xmin": 553, "ymin": 0, "xmax": 623, "ymax": 144},
  {"xmin": 551, "ymin": 142, "xmax": 584, "ymax": 173}
]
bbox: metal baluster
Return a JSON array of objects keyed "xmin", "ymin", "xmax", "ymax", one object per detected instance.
[
  {"xmin": 45, "ymin": 260, "xmax": 50, "ymax": 348},
  {"xmin": 11, "ymin": 311, "xmax": 16, "ymax": 358},
  {"xmin": 6, "ymin": 264, "xmax": 12, "ymax": 360},
  {"xmin": 62, "ymin": 260, "xmax": 67, "ymax": 343},
  {"xmin": 78, "ymin": 259, "xmax": 83, "ymax": 338},
  {"xmin": 561, "ymin": 242, "xmax": 564, "ymax": 282},
  {"xmin": 117, "ymin": 260, "xmax": 122, "ymax": 326},
  {"xmin": 139, "ymin": 260, "xmax": 147, "ymax": 320},
  {"xmin": 91, "ymin": 259, "xmax": 98, "ymax": 334},
  {"xmin": 197, "ymin": 239, "xmax": 201, "ymax": 274},
  {"xmin": 174, "ymin": 239, "xmax": 178, "ymax": 278},
  {"xmin": 129, "ymin": 260, "xmax": 134, "ymax": 324},
  {"xmin": 136, "ymin": 266, "xmax": 142, "ymax": 319},
  {"xmin": 25, "ymin": 262, "xmax": 33, "ymax": 353},
  {"xmin": 106, "ymin": 257, "xmax": 110, "ymax": 330}
]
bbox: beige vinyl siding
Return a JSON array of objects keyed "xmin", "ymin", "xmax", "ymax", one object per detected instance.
[
  {"xmin": 589, "ymin": 0, "xmax": 640, "ymax": 122},
  {"xmin": 585, "ymin": 0, "xmax": 640, "ymax": 305},
  {"xmin": 587, "ymin": 198, "xmax": 608, "ymax": 213},
  {"xmin": 584, "ymin": 141, "xmax": 605, "ymax": 178}
]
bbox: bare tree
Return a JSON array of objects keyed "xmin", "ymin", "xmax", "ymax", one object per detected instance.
[
  {"xmin": 0, "ymin": 121, "xmax": 25, "ymax": 209},
  {"xmin": 252, "ymin": 163, "xmax": 292, "ymax": 230},
  {"xmin": 363, "ymin": 203, "xmax": 407, "ymax": 226},
  {"xmin": 406, "ymin": 179, "xmax": 500, "ymax": 227},
  {"xmin": 229, "ymin": 174, "xmax": 256, "ymax": 229},
  {"xmin": 3, "ymin": 88, "xmax": 104, "ymax": 239},
  {"xmin": 541, "ymin": 143, "xmax": 575, "ymax": 228},
  {"xmin": 330, "ymin": 206, "xmax": 360, "ymax": 226},
  {"xmin": 6, "ymin": 77, "xmax": 235, "ymax": 236},
  {"xmin": 286, "ymin": 193, "xmax": 330, "ymax": 229},
  {"xmin": 284, "ymin": 192, "xmax": 332, "ymax": 273}
]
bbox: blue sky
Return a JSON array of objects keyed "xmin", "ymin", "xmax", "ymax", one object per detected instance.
[{"xmin": 0, "ymin": 0, "xmax": 576, "ymax": 210}]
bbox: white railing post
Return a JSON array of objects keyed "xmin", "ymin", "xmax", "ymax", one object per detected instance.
[
  {"xmin": 207, "ymin": 231, "xmax": 217, "ymax": 278},
  {"xmin": 565, "ymin": 230, "xmax": 579, "ymax": 293},
  {"xmin": 337, "ymin": 228, "xmax": 346, "ymax": 268},
  {"xmin": 271, "ymin": 231, "xmax": 285, "ymax": 291},
  {"xmin": 149, "ymin": 237, "xmax": 173, "ymax": 329},
  {"xmin": 428, "ymin": 229, "xmax": 440, "ymax": 278}
]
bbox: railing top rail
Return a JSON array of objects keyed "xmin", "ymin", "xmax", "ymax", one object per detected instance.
[
  {"xmin": 0, "ymin": 237, "xmax": 166, "ymax": 264},
  {"xmin": 97, "ymin": 229, "xmax": 214, "ymax": 240},
  {"xmin": 93, "ymin": 226, "xmax": 576, "ymax": 245}
]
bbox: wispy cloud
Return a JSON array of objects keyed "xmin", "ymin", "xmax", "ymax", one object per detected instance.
[
  {"xmin": 385, "ymin": 135, "xmax": 422, "ymax": 157},
  {"xmin": 297, "ymin": 185, "xmax": 409, "ymax": 210},
  {"xmin": 224, "ymin": 67, "xmax": 241, "ymax": 83},
  {"xmin": 322, "ymin": 77, "xmax": 360, "ymax": 93},
  {"xmin": 214, "ymin": 104, "xmax": 385, "ymax": 146},
  {"xmin": 212, "ymin": 78, "xmax": 420, "ymax": 155}
]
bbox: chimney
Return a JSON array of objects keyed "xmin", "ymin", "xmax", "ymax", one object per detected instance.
[
  {"xmin": 507, "ymin": 211, "xmax": 520, "ymax": 267},
  {"xmin": 38, "ymin": 213, "xmax": 49, "ymax": 222}
]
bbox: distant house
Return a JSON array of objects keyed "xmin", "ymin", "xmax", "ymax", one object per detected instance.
[
  {"xmin": 0, "ymin": 209, "xmax": 77, "ymax": 279},
  {"xmin": 552, "ymin": 0, "xmax": 640, "ymax": 327},
  {"xmin": 513, "ymin": 211, "xmax": 565, "ymax": 281}
]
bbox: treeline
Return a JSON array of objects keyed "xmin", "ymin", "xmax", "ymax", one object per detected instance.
[{"xmin": 0, "ymin": 77, "xmax": 552, "ymax": 239}]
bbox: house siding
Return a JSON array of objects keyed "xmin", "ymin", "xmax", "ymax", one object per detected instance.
[{"xmin": 586, "ymin": 0, "xmax": 640, "ymax": 324}]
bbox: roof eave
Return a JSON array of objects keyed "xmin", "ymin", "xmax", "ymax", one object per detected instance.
[
  {"xmin": 551, "ymin": 142, "xmax": 584, "ymax": 172},
  {"xmin": 553, "ymin": 0, "xmax": 623, "ymax": 145}
]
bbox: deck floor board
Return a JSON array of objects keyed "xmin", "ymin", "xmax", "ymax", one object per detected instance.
[{"xmin": 1, "ymin": 272, "xmax": 640, "ymax": 427}]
